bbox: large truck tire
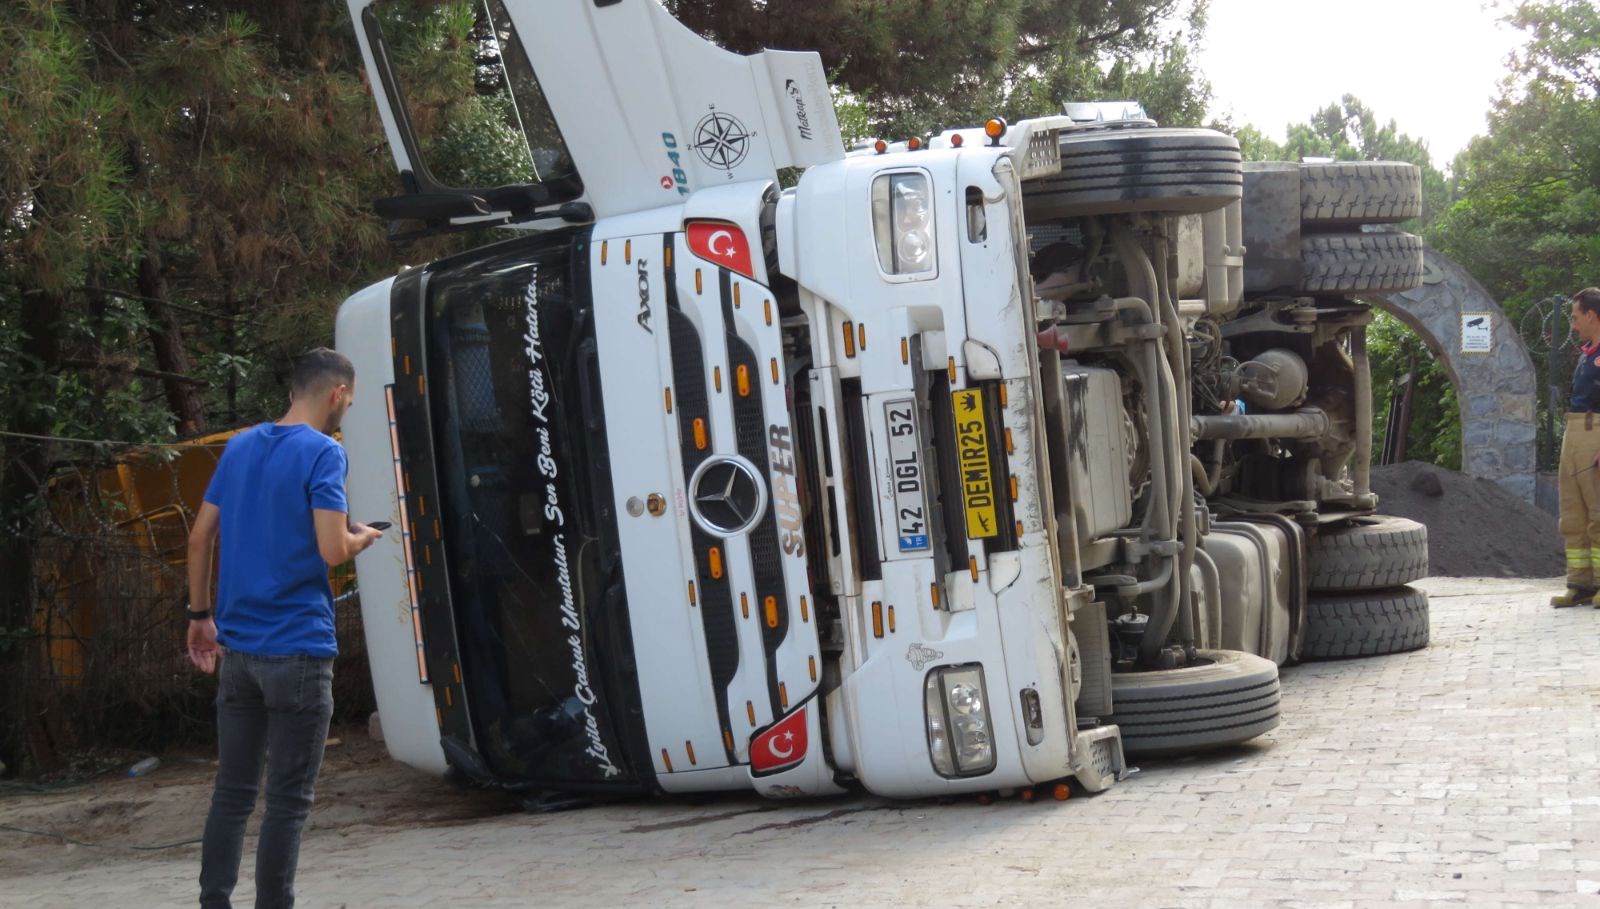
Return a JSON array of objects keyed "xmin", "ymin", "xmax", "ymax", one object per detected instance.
[
  {"xmin": 1307, "ymin": 514, "xmax": 1429, "ymax": 592},
  {"xmin": 1300, "ymin": 161, "xmax": 1422, "ymax": 226},
  {"xmin": 1301, "ymin": 586, "xmax": 1430, "ymax": 660},
  {"xmin": 1024, "ymin": 128, "xmax": 1242, "ymax": 218},
  {"xmin": 1299, "ymin": 230, "xmax": 1424, "ymax": 295},
  {"xmin": 1107, "ymin": 649, "xmax": 1280, "ymax": 758}
]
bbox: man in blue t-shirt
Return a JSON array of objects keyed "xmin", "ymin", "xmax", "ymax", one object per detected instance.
[
  {"xmin": 1554, "ymin": 288, "xmax": 1600, "ymax": 607},
  {"xmin": 185, "ymin": 348, "xmax": 383, "ymax": 909}
]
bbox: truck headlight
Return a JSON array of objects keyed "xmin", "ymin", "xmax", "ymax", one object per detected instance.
[
  {"xmin": 872, "ymin": 172, "xmax": 936, "ymax": 275},
  {"xmin": 924, "ymin": 664, "xmax": 996, "ymax": 777}
]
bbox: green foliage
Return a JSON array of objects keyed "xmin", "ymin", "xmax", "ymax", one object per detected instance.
[
  {"xmin": 1367, "ymin": 312, "xmax": 1461, "ymax": 471},
  {"xmin": 1426, "ymin": 0, "xmax": 1599, "ymax": 464},
  {"xmin": 667, "ymin": 0, "xmax": 1215, "ymax": 139}
]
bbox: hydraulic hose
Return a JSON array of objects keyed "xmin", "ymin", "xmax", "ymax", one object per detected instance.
[
  {"xmin": 1352, "ymin": 326, "xmax": 1373, "ymax": 498},
  {"xmin": 1111, "ymin": 221, "xmax": 1191, "ymax": 663},
  {"xmin": 1193, "ymin": 545, "xmax": 1222, "ymax": 648}
]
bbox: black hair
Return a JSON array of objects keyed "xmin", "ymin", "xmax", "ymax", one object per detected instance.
[
  {"xmin": 290, "ymin": 347, "xmax": 355, "ymax": 396},
  {"xmin": 1575, "ymin": 288, "xmax": 1600, "ymax": 317}
]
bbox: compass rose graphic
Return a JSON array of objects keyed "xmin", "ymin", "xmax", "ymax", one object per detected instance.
[{"xmin": 692, "ymin": 111, "xmax": 752, "ymax": 172}]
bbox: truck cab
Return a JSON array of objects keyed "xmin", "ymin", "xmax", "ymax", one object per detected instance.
[{"xmin": 337, "ymin": 0, "xmax": 1426, "ymax": 800}]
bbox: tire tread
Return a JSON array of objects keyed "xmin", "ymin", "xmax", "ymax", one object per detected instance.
[
  {"xmin": 1301, "ymin": 586, "xmax": 1430, "ymax": 660},
  {"xmin": 1307, "ymin": 515, "xmax": 1429, "ymax": 592},
  {"xmin": 1300, "ymin": 161, "xmax": 1423, "ymax": 225},
  {"xmin": 1300, "ymin": 231, "xmax": 1425, "ymax": 294}
]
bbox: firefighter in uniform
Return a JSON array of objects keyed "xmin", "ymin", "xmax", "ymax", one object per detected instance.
[{"xmin": 1554, "ymin": 287, "xmax": 1600, "ymax": 607}]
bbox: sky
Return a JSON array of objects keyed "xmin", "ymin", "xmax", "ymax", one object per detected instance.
[{"xmin": 1194, "ymin": 0, "xmax": 1527, "ymax": 167}]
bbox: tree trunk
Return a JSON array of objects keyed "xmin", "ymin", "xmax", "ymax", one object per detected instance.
[
  {"xmin": 136, "ymin": 246, "xmax": 207, "ymax": 435},
  {"xmin": 0, "ymin": 288, "xmax": 66, "ymax": 773}
]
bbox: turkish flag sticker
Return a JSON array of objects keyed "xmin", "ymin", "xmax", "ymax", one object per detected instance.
[
  {"xmin": 749, "ymin": 704, "xmax": 808, "ymax": 776},
  {"xmin": 686, "ymin": 220, "xmax": 755, "ymax": 279}
]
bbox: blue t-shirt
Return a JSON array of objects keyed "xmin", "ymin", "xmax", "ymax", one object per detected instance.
[{"xmin": 203, "ymin": 423, "xmax": 348, "ymax": 657}]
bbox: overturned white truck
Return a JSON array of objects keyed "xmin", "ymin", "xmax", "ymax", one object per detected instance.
[{"xmin": 336, "ymin": 0, "xmax": 1430, "ymax": 799}]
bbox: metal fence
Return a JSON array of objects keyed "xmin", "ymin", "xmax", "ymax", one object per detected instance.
[{"xmin": 13, "ymin": 433, "xmax": 375, "ymax": 766}]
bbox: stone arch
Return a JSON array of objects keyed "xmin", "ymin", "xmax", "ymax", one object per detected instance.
[{"xmin": 1366, "ymin": 248, "xmax": 1537, "ymax": 502}]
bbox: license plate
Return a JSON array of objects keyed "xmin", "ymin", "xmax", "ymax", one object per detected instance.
[
  {"xmin": 951, "ymin": 389, "xmax": 998, "ymax": 539},
  {"xmin": 883, "ymin": 399, "xmax": 930, "ymax": 552}
]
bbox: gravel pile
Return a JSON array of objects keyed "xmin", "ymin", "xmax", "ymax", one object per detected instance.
[{"xmin": 1369, "ymin": 461, "xmax": 1563, "ymax": 578}]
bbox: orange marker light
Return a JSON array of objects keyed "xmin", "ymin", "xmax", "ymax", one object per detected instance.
[
  {"xmin": 764, "ymin": 595, "xmax": 779, "ymax": 629},
  {"xmin": 764, "ymin": 300, "xmax": 773, "ymax": 326},
  {"xmin": 1010, "ymin": 476, "xmax": 1019, "ymax": 501},
  {"xmin": 746, "ymin": 701, "xmax": 757, "ymax": 725},
  {"xmin": 871, "ymin": 601, "xmax": 884, "ymax": 638},
  {"xmin": 951, "ymin": 133, "xmax": 964, "ymax": 148},
  {"xmin": 799, "ymin": 595, "xmax": 809, "ymax": 622},
  {"xmin": 842, "ymin": 320, "xmax": 857, "ymax": 358},
  {"xmin": 874, "ymin": 139, "xmax": 888, "ymax": 154},
  {"xmin": 930, "ymin": 584, "xmax": 941, "ymax": 608},
  {"xmin": 969, "ymin": 555, "xmax": 979, "ymax": 581},
  {"xmin": 948, "ymin": 357, "xmax": 957, "ymax": 383},
  {"xmin": 695, "ymin": 269, "xmax": 703, "ymax": 295},
  {"xmin": 688, "ymin": 581, "xmax": 698, "ymax": 606},
  {"xmin": 809, "ymin": 656, "xmax": 817, "ymax": 682},
  {"xmin": 601, "ymin": 240, "xmax": 609, "ymax": 265},
  {"xmin": 723, "ymin": 729, "xmax": 735, "ymax": 752},
  {"xmin": 901, "ymin": 337, "xmax": 910, "ymax": 365},
  {"xmin": 665, "ymin": 387, "xmax": 674, "ymax": 413},
  {"xmin": 858, "ymin": 323, "xmax": 867, "ymax": 350},
  {"xmin": 661, "ymin": 749, "xmax": 674, "ymax": 772},
  {"xmin": 625, "ymin": 239, "xmax": 633, "ymax": 263},
  {"xmin": 736, "ymin": 364, "xmax": 750, "ymax": 397},
  {"xmin": 770, "ymin": 358, "xmax": 780, "ymax": 384},
  {"xmin": 779, "ymin": 683, "xmax": 789, "ymax": 709},
  {"xmin": 693, "ymin": 417, "xmax": 708, "ymax": 450},
  {"xmin": 984, "ymin": 118, "xmax": 1007, "ymax": 141},
  {"xmin": 907, "ymin": 136, "xmax": 922, "ymax": 151},
  {"xmin": 714, "ymin": 366, "xmax": 723, "ymax": 393},
  {"xmin": 888, "ymin": 605, "xmax": 896, "ymax": 633},
  {"xmin": 686, "ymin": 740, "xmax": 697, "ymax": 765},
  {"xmin": 709, "ymin": 545, "xmax": 724, "ymax": 579},
  {"xmin": 733, "ymin": 283, "xmax": 742, "ymax": 309},
  {"xmin": 741, "ymin": 592, "xmax": 750, "ymax": 619}
]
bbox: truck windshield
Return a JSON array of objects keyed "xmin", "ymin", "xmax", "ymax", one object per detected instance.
[
  {"xmin": 417, "ymin": 231, "xmax": 637, "ymax": 786},
  {"xmin": 363, "ymin": 0, "xmax": 578, "ymax": 194}
]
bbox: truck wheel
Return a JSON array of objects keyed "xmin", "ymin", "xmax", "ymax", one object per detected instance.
[
  {"xmin": 1307, "ymin": 514, "xmax": 1429, "ymax": 592},
  {"xmin": 1300, "ymin": 161, "xmax": 1422, "ymax": 226},
  {"xmin": 1301, "ymin": 586, "xmax": 1430, "ymax": 660},
  {"xmin": 1024, "ymin": 127, "xmax": 1242, "ymax": 218},
  {"xmin": 1299, "ymin": 230, "xmax": 1424, "ymax": 295},
  {"xmin": 1107, "ymin": 649, "xmax": 1280, "ymax": 758}
]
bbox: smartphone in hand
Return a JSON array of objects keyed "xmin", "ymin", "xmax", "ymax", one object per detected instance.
[{"xmin": 366, "ymin": 521, "xmax": 392, "ymax": 531}]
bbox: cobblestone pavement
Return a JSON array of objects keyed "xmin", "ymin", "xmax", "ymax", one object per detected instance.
[{"xmin": 6, "ymin": 576, "xmax": 1600, "ymax": 908}]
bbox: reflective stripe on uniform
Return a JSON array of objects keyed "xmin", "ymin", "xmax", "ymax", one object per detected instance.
[{"xmin": 1568, "ymin": 548, "xmax": 1592, "ymax": 568}]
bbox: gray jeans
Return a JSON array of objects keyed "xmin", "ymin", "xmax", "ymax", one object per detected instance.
[{"xmin": 199, "ymin": 649, "xmax": 334, "ymax": 909}]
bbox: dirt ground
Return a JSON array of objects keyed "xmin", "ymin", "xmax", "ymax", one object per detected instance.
[
  {"xmin": 1370, "ymin": 460, "xmax": 1563, "ymax": 578},
  {"xmin": 0, "ymin": 724, "xmax": 517, "ymax": 880}
]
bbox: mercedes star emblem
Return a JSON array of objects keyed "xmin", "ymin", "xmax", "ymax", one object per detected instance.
[{"xmin": 689, "ymin": 457, "xmax": 767, "ymax": 536}]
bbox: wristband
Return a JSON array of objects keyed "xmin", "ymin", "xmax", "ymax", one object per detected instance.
[{"xmin": 185, "ymin": 606, "xmax": 213, "ymax": 621}]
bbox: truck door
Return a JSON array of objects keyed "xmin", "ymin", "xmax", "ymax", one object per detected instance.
[{"xmin": 348, "ymin": 0, "xmax": 845, "ymax": 226}]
